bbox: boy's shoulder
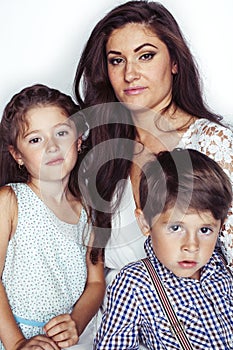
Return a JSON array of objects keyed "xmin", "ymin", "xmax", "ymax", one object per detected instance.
[{"xmin": 112, "ymin": 258, "xmax": 156, "ymax": 291}]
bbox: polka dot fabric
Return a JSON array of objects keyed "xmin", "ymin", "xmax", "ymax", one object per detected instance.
[{"xmin": 1, "ymin": 183, "xmax": 88, "ymax": 345}]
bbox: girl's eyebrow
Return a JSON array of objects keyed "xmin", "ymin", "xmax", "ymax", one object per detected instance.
[
  {"xmin": 23, "ymin": 122, "xmax": 72, "ymax": 138},
  {"xmin": 107, "ymin": 43, "xmax": 158, "ymax": 56}
]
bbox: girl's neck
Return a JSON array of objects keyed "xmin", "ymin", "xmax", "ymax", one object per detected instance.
[{"xmin": 27, "ymin": 180, "xmax": 81, "ymax": 224}]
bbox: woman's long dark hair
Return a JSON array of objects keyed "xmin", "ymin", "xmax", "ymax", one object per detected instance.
[{"xmin": 74, "ymin": 1, "xmax": 222, "ymax": 251}]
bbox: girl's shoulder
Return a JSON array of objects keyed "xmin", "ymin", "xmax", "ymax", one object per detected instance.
[
  {"xmin": 0, "ymin": 184, "xmax": 17, "ymax": 202},
  {"xmin": 0, "ymin": 185, "xmax": 18, "ymax": 237}
]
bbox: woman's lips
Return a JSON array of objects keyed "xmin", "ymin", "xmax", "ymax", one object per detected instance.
[{"xmin": 124, "ymin": 86, "xmax": 146, "ymax": 95}]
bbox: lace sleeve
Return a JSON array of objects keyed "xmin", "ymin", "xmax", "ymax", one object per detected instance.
[{"xmin": 184, "ymin": 120, "xmax": 233, "ymax": 266}]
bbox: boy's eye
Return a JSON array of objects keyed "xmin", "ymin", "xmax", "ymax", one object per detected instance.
[
  {"xmin": 29, "ymin": 137, "xmax": 41, "ymax": 144},
  {"xmin": 140, "ymin": 52, "xmax": 156, "ymax": 61},
  {"xmin": 168, "ymin": 224, "xmax": 182, "ymax": 232},
  {"xmin": 200, "ymin": 227, "xmax": 212, "ymax": 235}
]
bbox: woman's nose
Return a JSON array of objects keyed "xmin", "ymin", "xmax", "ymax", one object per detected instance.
[{"xmin": 124, "ymin": 62, "xmax": 140, "ymax": 83}]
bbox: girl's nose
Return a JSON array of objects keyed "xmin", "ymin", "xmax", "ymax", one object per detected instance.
[{"xmin": 46, "ymin": 138, "xmax": 59, "ymax": 153}]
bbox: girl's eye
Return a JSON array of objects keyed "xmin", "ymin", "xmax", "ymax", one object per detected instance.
[
  {"xmin": 140, "ymin": 52, "xmax": 156, "ymax": 61},
  {"xmin": 57, "ymin": 130, "xmax": 68, "ymax": 137},
  {"xmin": 29, "ymin": 137, "xmax": 41, "ymax": 144},
  {"xmin": 168, "ymin": 224, "xmax": 182, "ymax": 233},
  {"xmin": 200, "ymin": 227, "xmax": 212, "ymax": 235},
  {"xmin": 108, "ymin": 57, "xmax": 124, "ymax": 66}
]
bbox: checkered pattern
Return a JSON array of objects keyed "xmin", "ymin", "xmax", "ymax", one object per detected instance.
[{"xmin": 94, "ymin": 237, "xmax": 233, "ymax": 349}]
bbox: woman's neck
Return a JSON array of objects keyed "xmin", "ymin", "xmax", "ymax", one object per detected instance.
[{"xmin": 131, "ymin": 105, "xmax": 196, "ymax": 152}]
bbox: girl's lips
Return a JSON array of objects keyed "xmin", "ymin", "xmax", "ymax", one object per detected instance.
[
  {"xmin": 124, "ymin": 87, "xmax": 146, "ymax": 95},
  {"xmin": 178, "ymin": 261, "xmax": 198, "ymax": 268},
  {"xmin": 46, "ymin": 158, "xmax": 64, "ymax": 166}
]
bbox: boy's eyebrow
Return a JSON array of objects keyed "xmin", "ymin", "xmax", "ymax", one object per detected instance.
[{"xmin": 107, "ymin": 43, "xmax": 158, "ymax": 56}]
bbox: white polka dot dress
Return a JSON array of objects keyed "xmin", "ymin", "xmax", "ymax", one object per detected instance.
[{"xmin": 1, "ymin": 183, "xmax": 88, "ymax": 346}]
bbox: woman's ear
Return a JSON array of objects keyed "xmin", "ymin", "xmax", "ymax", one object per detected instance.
[
  {"xmin": 172, "ymin": 61, "xmax": 178, "ymax": 75},
  {"xmin": 8, "ymin": 145, "xmax": 24, "ymax": 166},
  {"xmin": 135, "ymin": 208, "xmax": 151, "ymax": 236}
]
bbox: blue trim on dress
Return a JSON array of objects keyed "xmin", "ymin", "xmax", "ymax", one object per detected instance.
[{"xmin": 14, "ymin": 314, "xmax": 46, "ymax": 327}]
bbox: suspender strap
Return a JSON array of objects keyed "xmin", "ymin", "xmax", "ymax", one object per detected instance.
[{"xmin": 141, "ymin": 258, "xmax": 194, "ymax": 350}]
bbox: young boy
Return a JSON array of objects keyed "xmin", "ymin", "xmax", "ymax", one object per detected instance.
[{"xmin": 94, "ymin": 149, "xmax": 233, "ymax": 349}]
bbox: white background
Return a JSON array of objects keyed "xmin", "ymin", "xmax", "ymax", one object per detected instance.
[{"xmin": 0, "ymin": 0, "xmax": 232, "ymax": 123}]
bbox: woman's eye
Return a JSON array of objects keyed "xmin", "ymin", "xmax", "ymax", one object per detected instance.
[
  {"xmin": 200, "ymin": 227, "xmax": 212, "ymax": 235},
  {"xmin": 140, "ymin": 52, "xmax": 156, "ymax": 61},
  {"xmin": 109, "ymin": 57, "xmax": 124, "ymax": 65},
  {"xmin": 29, "ymin": 137, "xmax": 41, "ymax": 144}
]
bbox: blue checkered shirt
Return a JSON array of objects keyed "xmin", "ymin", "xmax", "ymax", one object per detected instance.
[{"xmin": 94, "ymin": 236, "xmax": 233, "ymax": 349}]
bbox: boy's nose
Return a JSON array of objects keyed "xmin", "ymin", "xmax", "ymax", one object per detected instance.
[{"xmin": 182, "ymin": 234, "xmax": 199, "ymax": 253}]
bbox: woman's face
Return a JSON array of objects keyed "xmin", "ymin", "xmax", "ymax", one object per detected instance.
[{"xmin": 106, "ymin": 23, "xmax": 177, "ymax": 114}]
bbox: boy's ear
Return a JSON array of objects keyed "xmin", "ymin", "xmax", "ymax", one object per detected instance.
[
  {"xmin": 8, "ymin": 146, "xmax": 24, "ymax": 166},
  {"xmin": 135, "ymin": 208, "xmax": 150, "ymax": 236}
]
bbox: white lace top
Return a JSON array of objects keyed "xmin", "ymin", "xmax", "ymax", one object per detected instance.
[{"xmin": 105, "ymin": 118, "xmax": 233, "ymax": 270}]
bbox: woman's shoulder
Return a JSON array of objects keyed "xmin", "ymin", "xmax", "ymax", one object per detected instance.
[
  {"xmin": 191, "ymin": 118, "xmax": 233, "ymax": 137},
  {"xmin": 181, "ymin": 118, "xmax": 233, "ymax": 149}
]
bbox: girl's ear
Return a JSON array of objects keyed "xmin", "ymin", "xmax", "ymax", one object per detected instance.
[
  {"xmin": 135, "ymin": 208, "xmax": 151, "ymax": 236},
  {"xmin": 8, "ymin": 146, "xmax": 24, "ymax": 166},
  {"xmin": 77, "ymin": 136, "xmax": 82, "ymax": 153}
]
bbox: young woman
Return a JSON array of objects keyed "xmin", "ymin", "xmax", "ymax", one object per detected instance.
[{"xmin": 74, "ymin": 0, "xmax": 233, "ymax": 283}]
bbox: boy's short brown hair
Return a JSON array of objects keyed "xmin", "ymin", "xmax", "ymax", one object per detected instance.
[{"xmin": 140, "ymin": 149, "xmax": 232, "ymax": 227}]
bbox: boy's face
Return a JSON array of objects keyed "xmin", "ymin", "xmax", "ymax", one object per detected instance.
[{"xmin": 138, "ymin": 207, "xmax": 221, "ymax": 280}]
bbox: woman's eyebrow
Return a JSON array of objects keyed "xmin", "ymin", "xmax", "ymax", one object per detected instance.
[
  {"xmin": 107, "ymin": 43, "xmax": 158, "ymax": 56},
  {"xmin": 134, "ymin": 43, "xmax": 158, "ymax": 52}
]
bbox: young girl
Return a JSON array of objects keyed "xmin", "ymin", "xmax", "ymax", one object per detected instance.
[{"xmin": 0, "ymin": 84, "xmax": 105, "ymax": 350}]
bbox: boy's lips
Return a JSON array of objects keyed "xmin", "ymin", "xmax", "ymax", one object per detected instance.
[{"xmin": 178, "ymin": 261, "xmax": 198, "ymax": 268}]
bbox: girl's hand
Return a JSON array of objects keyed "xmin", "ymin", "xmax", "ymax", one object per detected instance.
[
  {"xmin": 15, "ymin": 335, "xmax": 60, "ymax": 350},
  {"xmin": 44, "ymin": 314, "xmax": 79, "ymax": 348}
]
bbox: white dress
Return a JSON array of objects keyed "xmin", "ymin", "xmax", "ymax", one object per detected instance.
[
  {"xmin": 104, "ymin": 118, "xmax": 233, "ymax": 273},
  {"xmin": 1, "ymin": 183, "xmax": 90, "ymax": 349}
]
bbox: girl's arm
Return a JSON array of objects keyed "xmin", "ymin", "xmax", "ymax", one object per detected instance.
[
  {"xmin": 44, "ymin": 242, "xmax": 105, "ymax": 348},
  {"xmin": 0, "ymin": 186, "xmax": 59, "ymax": 350},
  {"xmin": 0, "ymin": 186, "xmax": 25, "ymax": 349}
]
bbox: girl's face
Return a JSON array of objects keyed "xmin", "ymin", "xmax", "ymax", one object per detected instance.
[
  {"xmin": 10, "ymin": 105, "xmax": 80, "ymax": 184},
  {"xmin": 106, "ymin": 23, "xmax": 177, "ymax": 114}
]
